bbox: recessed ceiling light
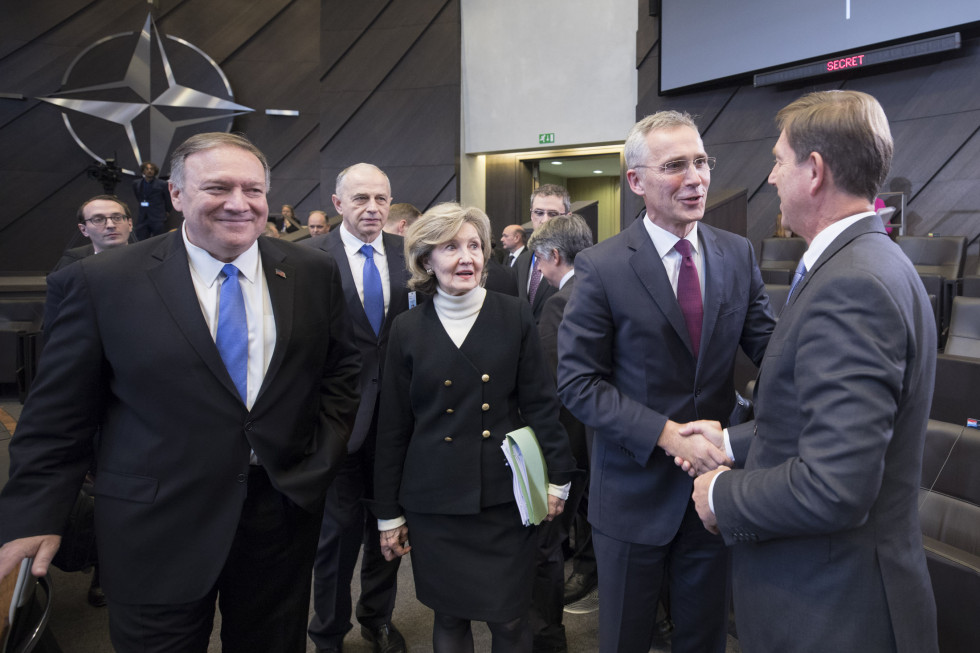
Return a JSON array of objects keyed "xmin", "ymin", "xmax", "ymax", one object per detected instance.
[
  {"xmin": 593, "ymin": 170, "xmax": 603, "ymax": 174},
  {"xmin": 550, "ymin": 161, "xmax": 563, "ymax": 165}
]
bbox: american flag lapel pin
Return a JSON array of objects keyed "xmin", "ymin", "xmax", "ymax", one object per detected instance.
[{"xmin": 275, "ymin": 268, "xmax": 287, "ymax": 279}]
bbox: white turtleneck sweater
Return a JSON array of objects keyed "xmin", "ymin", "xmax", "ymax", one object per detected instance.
[{"xmin": 433, "ymin": 285, "xmax": 486, "ymax": 347}]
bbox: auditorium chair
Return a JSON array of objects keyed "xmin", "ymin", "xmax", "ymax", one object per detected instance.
[
  {"xmin": 961, "ymin": 259, "xmax": 980, "ymax": 299},
  {"xmin": 896, "ymin": 235, "xmax": 966, "ymax": 339},
  {"xmin": 930, "ymin": 297, "xmax": 980, "ymax": 425},
  {"xmin": 943, "ymin": 296, "xmax": 980, "ymax": 359},
  {"xmin": 919, "ymin": 420, "xmax": 980, "ymax": 653},
  {"xmin": 763, "ymin": 283, "xmax": 791, "ymax": 317},
  {"xmin": 758, "ymin": 237, "xmax": 807, "ymax": 285}
]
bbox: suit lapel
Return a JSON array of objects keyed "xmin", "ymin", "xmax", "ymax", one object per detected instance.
[
  {"xmin": 789, "ymin": 215, "xmax": 885, "ymax": 308},
  {"xmin": 382, "ymin": 231, "xmax": 409, "ymax": 333},
  {"xmin": 698, "ymin": 225, "xmax": 723, "ymax": 359},
  {"xmin": 257, "ymin": 238, "xmax": 294, "ymax": 398},
  {"xmin": 626, "ymin": 218, "xmax": 694, "ymax": 356},
  {"xmin": 324, "ymin": 231, "xmax": 377, "ymax": 339},
  {"xmin": 146, "ymin": 233, "xmax": 242, "ymax": 402}
]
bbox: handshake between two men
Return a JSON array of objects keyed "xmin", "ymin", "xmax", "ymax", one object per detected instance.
[{"xmin": 658, "ymin": 419, "xmax": 731, "ymax": 535}]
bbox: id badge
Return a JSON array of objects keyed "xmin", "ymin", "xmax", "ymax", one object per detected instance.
[
  {"xmin": 408, "ymin": 291, "xmax": 417, "ymax": 309},
  {"xmin": 140, "ymin": 201, "xmax": 149, "ymax": 207}
]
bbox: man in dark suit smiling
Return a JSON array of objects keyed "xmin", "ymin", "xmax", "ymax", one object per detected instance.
[
  {"xmin": 0, "ymin": 132, "xmax": 361, "ymax": 653},
  {"xmin": 557, "ymin": 112, "xmax": 775, "ymax": 653}
]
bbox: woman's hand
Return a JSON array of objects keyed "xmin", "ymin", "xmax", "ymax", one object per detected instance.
[
  {"xmin": 545, "ymin": 495, "xmax": 565, "ymax": 521},
  {"xmin": 379, "ymin": 525, "xmax": 411, "ymax": 561}
]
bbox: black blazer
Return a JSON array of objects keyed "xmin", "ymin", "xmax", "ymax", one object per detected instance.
[
  {"xmin": 373, "ymin": 291, "xmax": 576, "ymax": 518},
  {"xmin": 131, "ymin": 176, "xmax": 172, "ymax": 222},
  {"xmin": 306, "ymin": 229, "xmax": 412, "ymax": 452},
  {"xmin": 0, "ymin": 232, "xmax": 361, "ymax": 604},
  {"xmin": 51, "ymin": 243, "xmax": 95, "ymax": 272}
]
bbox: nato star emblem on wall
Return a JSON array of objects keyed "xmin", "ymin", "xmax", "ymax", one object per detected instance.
[{"xmin": 36, "ymin": 13, "xmax": 253, "ymax": 176}]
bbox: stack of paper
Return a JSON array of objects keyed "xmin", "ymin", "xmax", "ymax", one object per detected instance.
[{"xmin": 501, "ymin": 427, "xmax": 550, "ymax": 526}]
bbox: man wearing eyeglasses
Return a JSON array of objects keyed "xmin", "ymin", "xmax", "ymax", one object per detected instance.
[
  {"xmin": 557, "ymin": 111, "xmax": 776, "ymax": 653},
  {"xmin": 52, "ymin": 195, "xmax": 134, "ymax": 272},
  {"xmin": 518, "ymin": 184, "xmax": 569, "ymax": 322}
]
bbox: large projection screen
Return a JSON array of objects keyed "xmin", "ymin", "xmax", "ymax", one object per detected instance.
[{"xmin": 660, "ymin": 0, "xmax": 980, "ymax": 93}]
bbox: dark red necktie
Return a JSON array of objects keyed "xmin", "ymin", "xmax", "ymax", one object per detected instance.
[
  {"xmin": 528, "ymin": 257, "xmax": 543, "ymax": 305},
  {"xmin": 674, "ymin": 239, "xmax": 703, "ymax": 359}
]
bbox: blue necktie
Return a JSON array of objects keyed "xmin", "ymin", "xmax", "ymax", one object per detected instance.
[
  {"xmin": 216, "ymin": 263, "xmax": 247, "ymax": 402},
  {"xmin": 787, "ymin": 259, "xmax": 807, "ymax": 304},
  {"xmin": 360, "ymin": 244, "xmax": 384, "ymax": 335}
]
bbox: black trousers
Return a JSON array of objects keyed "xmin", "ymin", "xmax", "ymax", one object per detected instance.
[
  {"xmin": 593, "ymin": 501, "xmax": 730, "ymax": 653},
  {"xmin": 106, "ymin": 466, "xmax": 321, "ymax": 653},
  {"xmin": 308, "ymin": 441, "xmax": 401, "ymax": 649}
]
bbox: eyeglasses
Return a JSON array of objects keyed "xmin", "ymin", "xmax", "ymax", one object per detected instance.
[
  {"xmin": 84, "ymin": 213, "xmax": 129, "ymax": 227},
  {"xmin": 531, "ymin": 209, "xmax": 563, "ymax": 219},
  {"xmin": 636, "ymin": 157, "xmax": 716, "ymax": 176}
]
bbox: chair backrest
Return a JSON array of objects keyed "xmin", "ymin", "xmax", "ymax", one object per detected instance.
[
  {"xmin": 896, "ymin": 236, "xmax": 967, "ymax": 279},
  {"xmin": 764, "ymin": 284, "xmax": 791, "ymax": 317},
  {"xmin": 920, "ymin": 420, "xmax": 980, "ymax": 556},
  {"xmin": 944, "ymin": 297, "xmax": 980, "ymax": 359},
  {"xmin": 759, "ymin": 237, "xmax": 807, "ymax": 269}
]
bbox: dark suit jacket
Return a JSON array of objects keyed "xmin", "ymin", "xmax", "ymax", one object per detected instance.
[
  {"xmin": 557, "ymin": 217, "xmax": 775, "ymax": 546},
  {"xmin": 306, "ymin": 229, "xmax": 412, "ymax": 452},
  {"xmin": 538, "ymin": 275, "xmax": 589, "ymax": 468},
  {"xmin": 517, "ymin": 249, "xmax": 555, "ymax": 322},
  {"xmin": 484, "ymin": 258, "xmax": 518, "ymax": 296},
  {"xmin": 715, "ymin": 216, "xmax": 938, "ymax": 652},
  {"xmin": 0, "ymin": 232, "xmax": 361, "ymax": 604},
  {"xmin": 373, "ymin": 291, "xmax": 576, "ymax": 518},
  {"xmin": 132, "ymin": 177, "xmax": 172, "ymax": 223},
  {"xmin": 52, "ymin": 244, "xmax": 95, "ymax": 272}
]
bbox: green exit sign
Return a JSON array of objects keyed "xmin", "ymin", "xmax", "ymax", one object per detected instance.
[{"xmin": 538, "ymin": 132, "xmax": 555, "ymax": 145}]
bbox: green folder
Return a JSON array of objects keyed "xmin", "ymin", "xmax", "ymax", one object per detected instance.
[{"xmin": 503, "ymin": 426, "xmax": 550, "ymax": 526}]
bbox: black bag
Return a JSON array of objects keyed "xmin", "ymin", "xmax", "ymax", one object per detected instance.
[{"xmin": 52, "ymin": 479, "xmax": 97, "ymax": 572}]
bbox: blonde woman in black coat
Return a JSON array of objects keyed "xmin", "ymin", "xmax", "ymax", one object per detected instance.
[{"xmin": 372, "ymin": 203, "xmax": 576, "ymax": 652}]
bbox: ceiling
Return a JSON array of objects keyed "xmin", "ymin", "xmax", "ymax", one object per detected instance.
[{"xmin": 537, "ymin": 154, "xmax": 622, "ymax": 178}]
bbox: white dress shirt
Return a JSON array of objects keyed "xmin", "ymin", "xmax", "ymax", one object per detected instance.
[
  {"xmin": 182, "ymin": 225, "xmax": 276, "ymax": 413},
  {"xmin": 339, "ymin": 223, "xmax": 391, "ymax": 315},
  {"xmin": 642, "ymin": 216, "xmax": 705, "ymax": 300}
]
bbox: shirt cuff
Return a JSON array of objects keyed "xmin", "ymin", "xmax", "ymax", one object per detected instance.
[
  {"xmin": 548, "ymin": 482, "xmax": 571, "ymax": 500},
  {"xmin": 723, "ymin": 428, "xmax": 734, "ymax": 462},
  {"xmin": 707, "ymin": 469, "xmax": 728, "ymax": 515},
  {"xmin": 377, "ymin": 515, "xmax": 406, "ymax": 531}
]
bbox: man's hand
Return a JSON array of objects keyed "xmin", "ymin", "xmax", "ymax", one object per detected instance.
[
  {"xmin": 545, "ymin": 495, "xmax": 565, "ymax": 522},
  {"xmin": 679, "ymin": 420, "xmax": 724, "ymax": 449},
  {"xmin": 659, "ymin": 420, "xmax": 731, "ymax": 476},
  {"xmin": 693, "ymin": 467, "xmax": 728, "ymax": 534},
  {"xmin": 672, "ymin": 420, "xmax": 726, "ymax": 476},
  {"xmin": 0, "ymin": 534, "xmax": 62, "ymax": 581},
  {"xmin": 379, "ymin": 525, "xmax": 411, "ymax": 561}
]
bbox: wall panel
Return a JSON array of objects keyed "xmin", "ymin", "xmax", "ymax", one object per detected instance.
[
  {"xmin": 0, "ymin": 0, "xmax": 460, "ymax": 272},
  {"xmin": 634, "ymin": 5, "xmax": 980, "ymax": 264}
]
